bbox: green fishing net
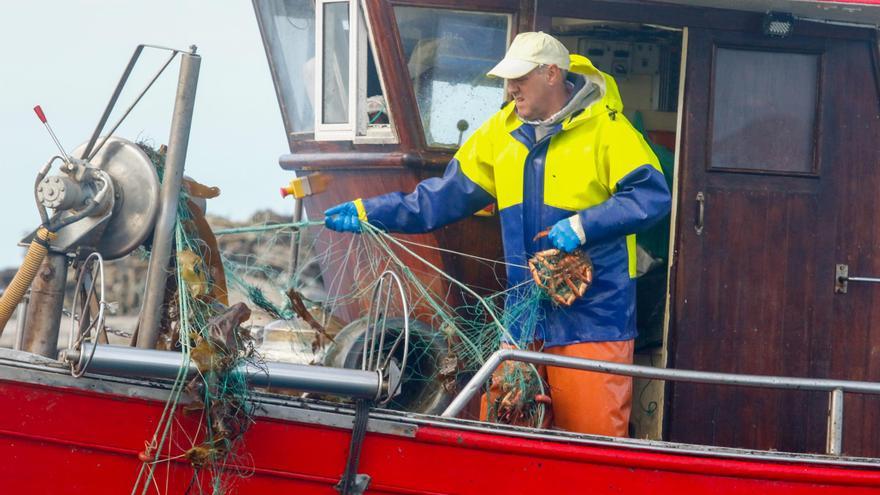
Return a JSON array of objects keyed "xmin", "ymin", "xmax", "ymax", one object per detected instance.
[{"xmin": 130, "ymin": 144, "xmax": 550, "ymax": 494}]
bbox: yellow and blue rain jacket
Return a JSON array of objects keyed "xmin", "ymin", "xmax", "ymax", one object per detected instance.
[{"xmin": 361, "ymin": 55, "xmax": 671, "ymax": 347}]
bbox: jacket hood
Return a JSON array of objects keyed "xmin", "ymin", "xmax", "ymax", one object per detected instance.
[
  {"xmin": 568, "ymin": 53, "xmax": 624, "ymax": 117},
  {"xmin": 569, "ymin": 54, "xmax": 607, "ymax": 100},
  {"xmin": 511, "ymin": 54, "xmax": 623, "ymax": 130}
]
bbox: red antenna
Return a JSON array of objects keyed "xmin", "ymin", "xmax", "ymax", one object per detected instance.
[{"xmin": 33, "ymin": 105, "xmax": 70, "ymax": 161}]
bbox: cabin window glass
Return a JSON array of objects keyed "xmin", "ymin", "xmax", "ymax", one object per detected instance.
[
  {"xmin": 255, "ymin": 0, "xmax": 316, "ymax": 135},
  {"xmin": 312, "ymin": 0, "xmax": 392, "ymax": 142},
  {"xmin": 394, "ymin": 6, "xmax": 509, "ymax": 148},
  {"xmin": 322, "ymin": 1, "xmax": 351, "ymax": 124},
  {"xmin": 709, "ymin": 47, "xmax": 820, "ymax": 175}
]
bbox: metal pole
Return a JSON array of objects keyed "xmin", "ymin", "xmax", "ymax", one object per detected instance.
[
  {"xmin": 288, "ymin": 198, "xmax": 304, "ymax": 276},
  {"xmin": 827, "ymin": 388, "xmax": 844, "ymax": 456},
  {"xmin": 88, "ymin": 50, "xmax": 179, "ymax": 161},
  {"xmin": 78, "ymin": 343, "xmax": 382, "ymax": 399},
  {"xmin": 443, "ymin": 350, "xmax": 505, "ymax": 418},
  {"xmin": 80, "ymin": 45, "xmax": 145, "ymax": 160},
  {"xmin": 136, "ymin": 51, "xmax": 200, "ymax": 349},
  {"xmin": 442, "ymin": 350, "xmax": 880, "ymax": 418},
  {"xmin": 22, "ymin": 254, "xmax": 68, "ymax": 358},
  {"xmin": 13, "ymin": 291, "xmax": 30, "ymax": 351}
]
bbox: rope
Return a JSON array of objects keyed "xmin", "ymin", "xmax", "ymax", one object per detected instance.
[
  {"xmin": 132, "ymin": 221, "xmax": 195, "ymax": 495},
  {"xmin": 362, "ymin": 223, "xmax": 518, "ymax": 350},
  {"xmin": 214, "ymin": 221, "xmax": 324, "ymax": 236},
  {"xmin": 216, "ymin": 220, "xmax": 529, "ymax": 270},
  {"xmin": 392, "ymin": 235, "xmax": 528, "ymax": 270}
]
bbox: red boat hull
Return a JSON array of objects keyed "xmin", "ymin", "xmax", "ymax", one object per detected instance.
[{"xmin": 2, "ymin": 374, "xmax": 879, "ymax": 494}]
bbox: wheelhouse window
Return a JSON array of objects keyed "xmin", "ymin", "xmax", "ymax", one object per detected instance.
[
  {"xmin": 255, "ymin": 0, "xmax": 392, "ymax": 142},
  {"xmin": 709, "ymin": 48, "xmax": 820, "ymax": 175},
  {"xmin": 321, "ymin": 1, "xmax": 351, "ymax": 125},
  {"xmin": 254, "ymin": 0, "xmax": 317, "ymax": 135},
  {"xmin": 394, "ymin": 6, "xmax": 510, "ymax": 148},
  {"xmin": 314, "ymin": 0, "xmax": 392, "ymax": 141}
]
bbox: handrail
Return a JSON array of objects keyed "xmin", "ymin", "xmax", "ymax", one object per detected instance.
[{"xmin": 441, "ymin": 349, "xmax": 880, "ymax": 456}]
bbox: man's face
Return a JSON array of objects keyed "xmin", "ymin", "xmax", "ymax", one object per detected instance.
[{"xmin": 506, "ymin": 65, "xmax": 558, "ymax": 121}]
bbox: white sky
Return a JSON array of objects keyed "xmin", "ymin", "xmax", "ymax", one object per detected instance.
[{"xmin": 0, "ymin": 1, "xmax": 292, "ymax": 268}]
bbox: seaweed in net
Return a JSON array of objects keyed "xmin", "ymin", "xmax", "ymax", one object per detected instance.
[{"xmin": 131, "ymin": 143, "xmax": 259, "ymax": 495}]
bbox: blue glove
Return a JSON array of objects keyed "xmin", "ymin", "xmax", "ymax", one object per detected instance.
[
  {"xmin": 547, "ymin": 217, "xmax": 584, "ymax": 253},
  {"xmin": 324, "ymin": 200, "xmax": 363, "ymax": 233}
]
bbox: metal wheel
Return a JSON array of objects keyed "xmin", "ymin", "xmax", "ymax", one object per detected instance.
[
  {"xmin": 324, "ymin": 271, "xmax": 456, "ymax": 413},
  {"xmin": 323, "ymin": 316, "xmax": 454, "ymax": 414},
  {"xmin": 362, "ymin": 270, "xmax": 410, "ymax": 404},
  {"xmin": 68, "ymin": 252, "xmax": 106, "ymax": 377}
]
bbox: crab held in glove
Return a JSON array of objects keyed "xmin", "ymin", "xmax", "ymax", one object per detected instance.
[{"xmin": 528, "ymin": 231, "xmax": 594, "ymax": 306}]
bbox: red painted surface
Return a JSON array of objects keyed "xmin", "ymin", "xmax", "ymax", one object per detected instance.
[
  {"xmin": 647, "ymin": 130, "xmax": 676, "ymax": 151},
  {"xmin": 1, "ymin": 378, "xmax": 879, "ymax": 494},
  {"xmin": 819, "ymin": 0, "xmax": 880, "ymax": 4}
]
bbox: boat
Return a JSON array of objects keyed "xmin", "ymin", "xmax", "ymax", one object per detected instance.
[{"xmin": 2, "ymin": 0, "xmax": 880, "ymax": 493}]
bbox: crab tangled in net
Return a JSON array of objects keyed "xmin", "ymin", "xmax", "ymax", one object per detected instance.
[
  {"xmin": 490, "ymin": 364, "xmax": 552, "ymax": 428},
  {"xmin": 528, "ymin": 248, "xmax": 593, "ymax": 306}
]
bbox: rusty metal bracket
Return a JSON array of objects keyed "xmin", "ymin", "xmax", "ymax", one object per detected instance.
[{"xmin": 836, "ymin": 264, "xmax": 849, "ymax": 293}]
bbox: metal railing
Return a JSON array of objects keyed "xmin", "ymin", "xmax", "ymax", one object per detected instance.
[{"xmin": 441, "ymin": 349, "xmax": 880, "ymax": 456}]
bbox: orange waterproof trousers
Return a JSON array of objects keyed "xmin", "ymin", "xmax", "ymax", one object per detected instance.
[{"xmin": 480, "ymin": 339, "xmax": 634, "ymax": 437}]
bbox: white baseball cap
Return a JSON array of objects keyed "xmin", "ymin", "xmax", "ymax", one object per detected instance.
[{"xmin": 487, "ymin": 32, "xmax": 571, "ymax": 79}]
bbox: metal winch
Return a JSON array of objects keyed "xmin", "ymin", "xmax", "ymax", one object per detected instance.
[
  {"xmin": 13, "ymin": 135, "xmax": 161, "ymax": 357},
  {"xmin": 28, "ymin": 137, "xmax": 160, "ymax": 259},
  {"xmin": 0, "ymin": 44, "xmax": 201, "ymax": 357}
]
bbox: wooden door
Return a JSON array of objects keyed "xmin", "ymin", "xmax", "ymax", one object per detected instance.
[{"xmin": 668, "ymin": 26, "xmax": 880, "ymax": 456}]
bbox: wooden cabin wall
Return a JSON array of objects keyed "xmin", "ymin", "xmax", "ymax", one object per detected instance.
[
  {"xmin": 666, "ymin": 26, "xmax": 880, "ymax": 457},
  {"xmin": 287, "ymin": 163, "xmax": 505, "ymax": 324},
  {"xmin": 822, "ymin": 36, "xmax": 880, "ymax": 457}
]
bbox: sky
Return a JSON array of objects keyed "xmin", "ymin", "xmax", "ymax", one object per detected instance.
[{"xmin": 0, "ymin": 1, "xmax": 292, "ymax": 268}]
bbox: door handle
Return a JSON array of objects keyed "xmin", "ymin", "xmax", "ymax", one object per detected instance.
[
  {"xmin": 695, "ymin": 192, "xmax": 705, "ymax": 235},
  {"xmin": 835, "ymin": 264, "xmax": 880, "ymax": 294}
]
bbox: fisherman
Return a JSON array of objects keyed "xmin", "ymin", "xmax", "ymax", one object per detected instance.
[{"xmin": 324, "ymin": 32, "xmax": 670, "ymax": 437}]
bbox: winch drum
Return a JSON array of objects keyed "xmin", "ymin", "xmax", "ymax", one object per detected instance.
[{"xmin": 70, "ymin": 137, "xmax": 160, "ymax": 259}]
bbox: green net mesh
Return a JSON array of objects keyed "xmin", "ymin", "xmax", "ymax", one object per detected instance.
[{"xmin": 130, "ymin": 143, "xmax": 551, "ymax": 494}]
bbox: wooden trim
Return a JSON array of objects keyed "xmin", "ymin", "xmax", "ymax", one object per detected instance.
[
  {"xmin": 662, "ymin": 30, "xmax": 693, "ymax": 441},
  {"xmin": 530, "ymin": 0, "xmax": 552, "ymax": 32},
  {"xmin": 518, "ymin": 0, "xmax": 535, "ymax": 32},
  {"xmin": 366, "ymin": 0, "xmax": 424, "ymax": 150},
  {"xmin": 280, "ymin": 150, "xmax": 452, "ymax": 171},
  {"xmin": 872, "ymin": 32, "xmax": 880, "ymax": 113},
  {"xmin": 539, "ymin": 0, "xmax": 875, "ymax": 41},
  {"xmin": 665, "ymin": 24, "xmax": 707, "ymax": 376},
  {"xmin": 390, "ymin": 0, "xmax": 519, "ymax": 12},
  {"xmin": 291, "ymin": 132, "xmax": 317, "ymax": 143},
  {"xmin": 542, "ymin": 0, "xmax": 753, "ymax": 31},
  {"xmin": 814, "ymin": 44, "xmax": 827, "ymax": 179}
]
